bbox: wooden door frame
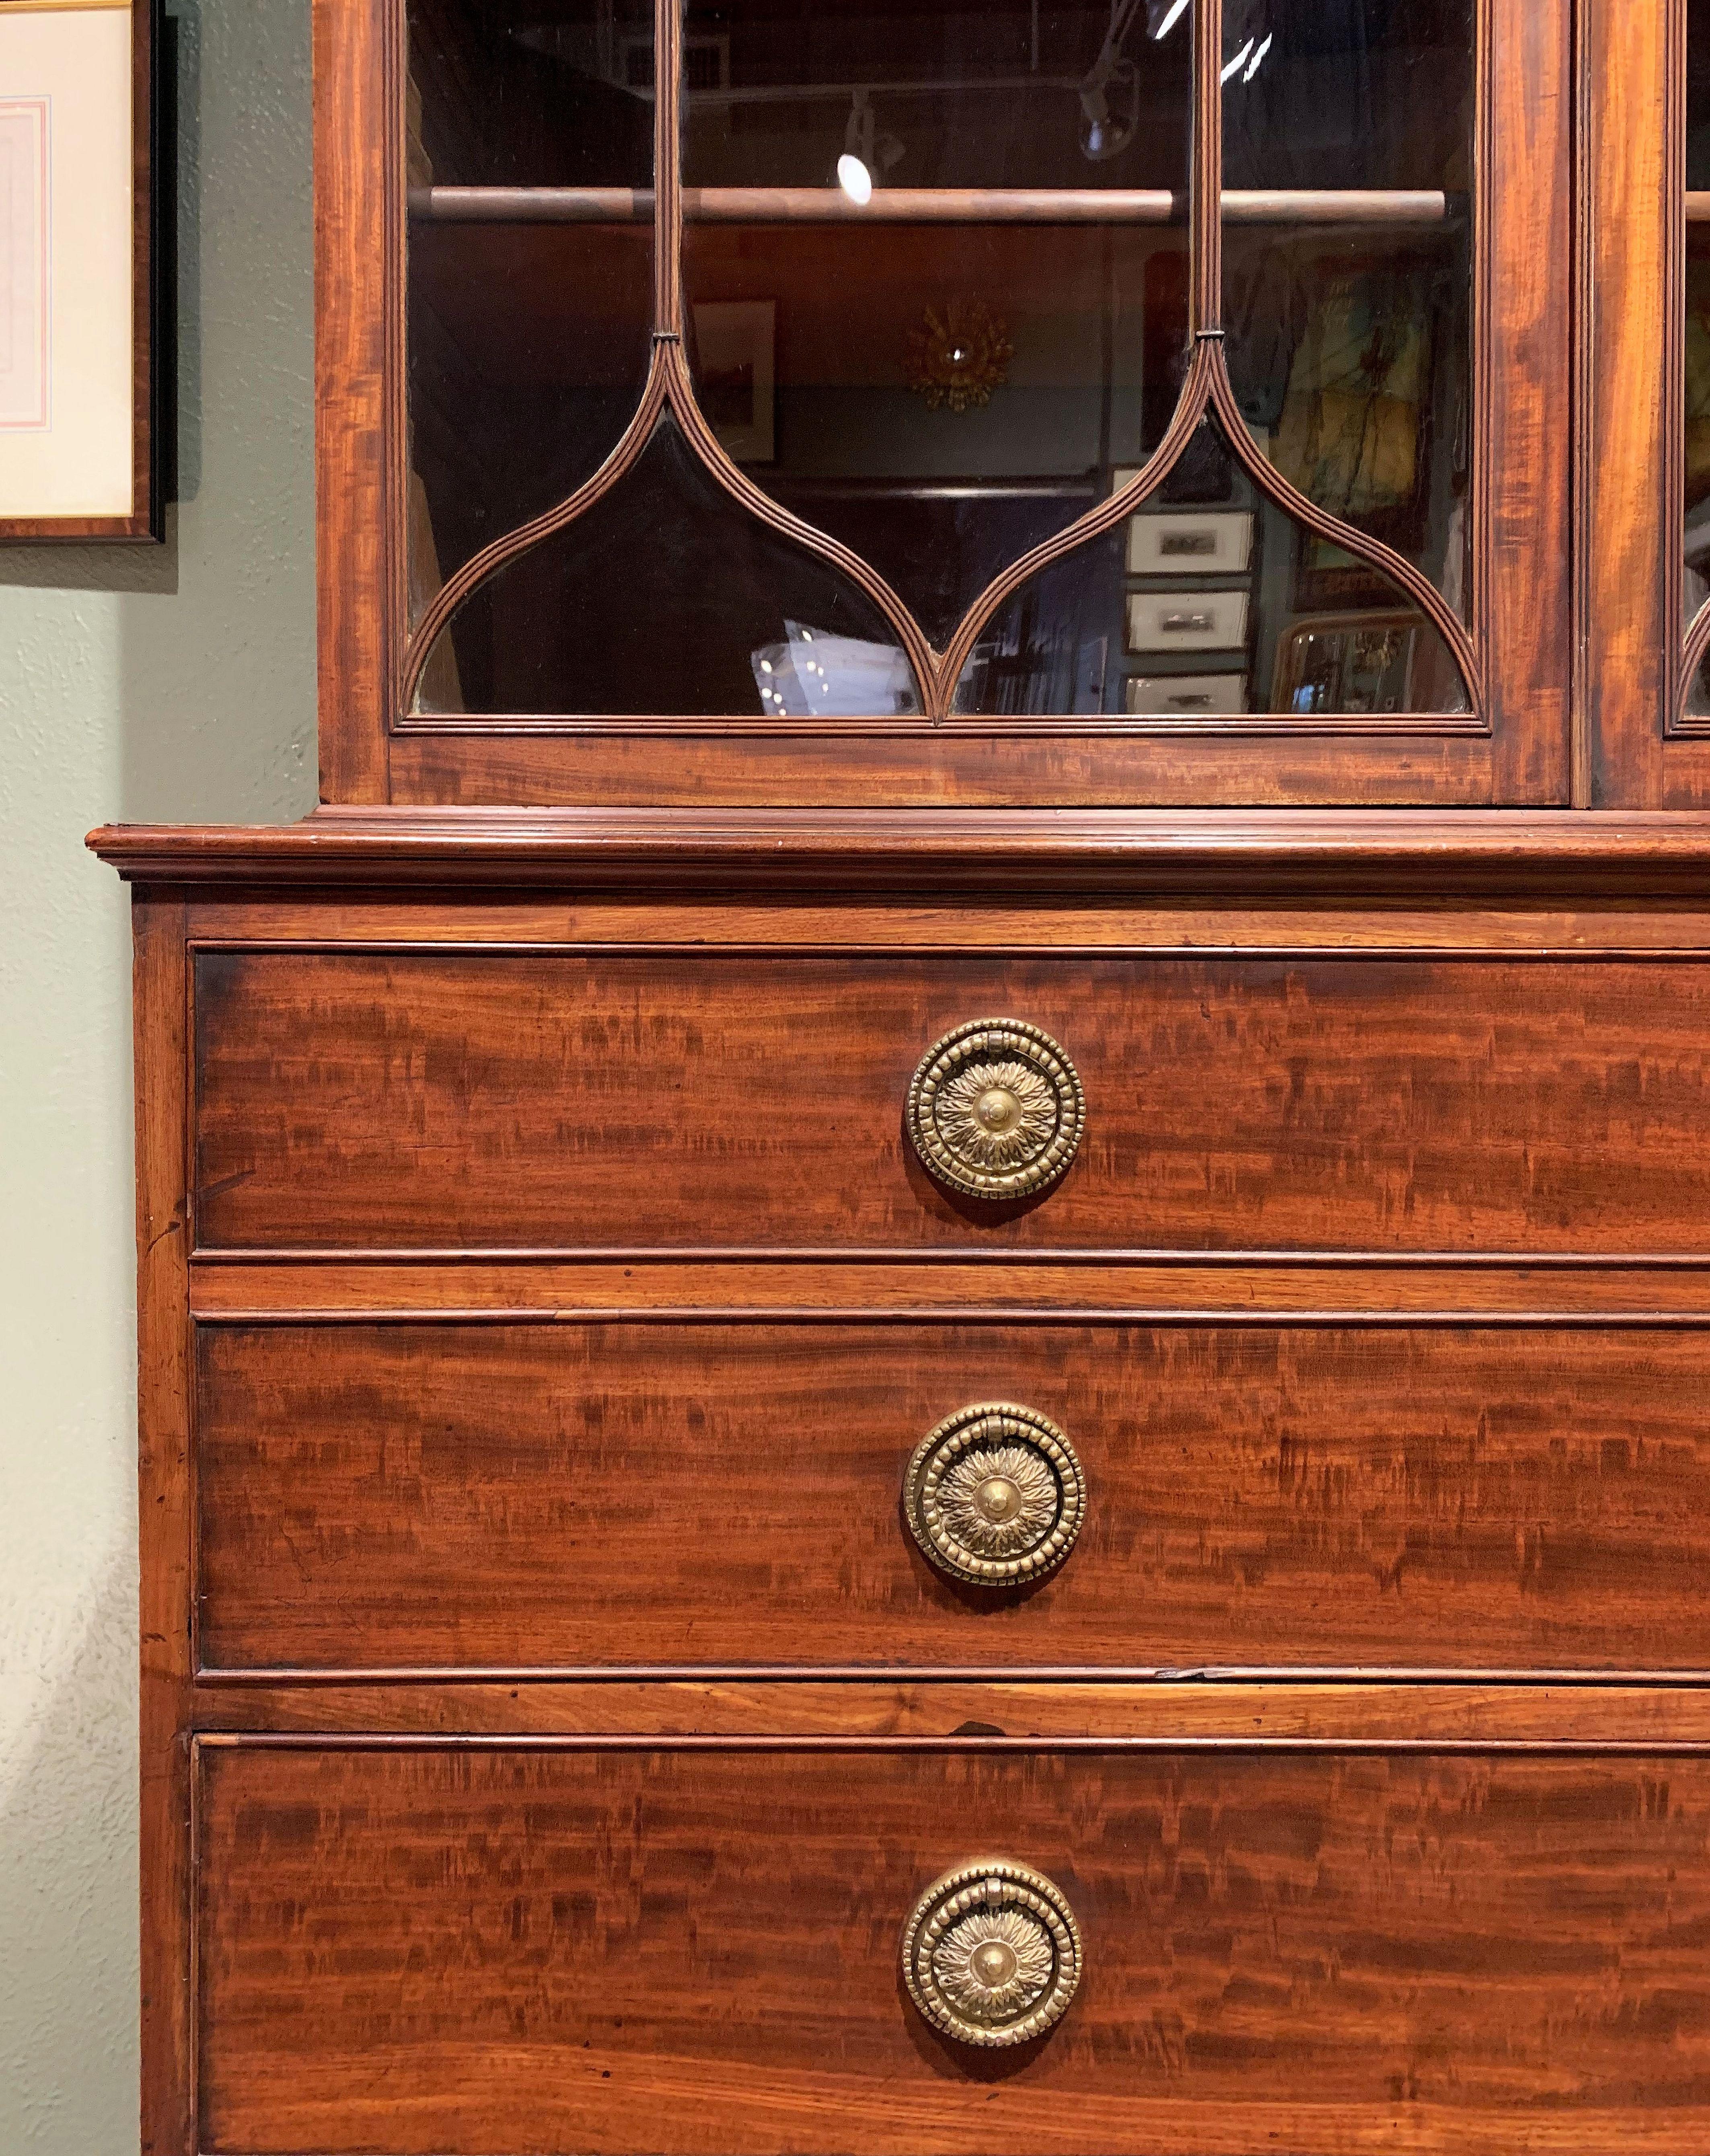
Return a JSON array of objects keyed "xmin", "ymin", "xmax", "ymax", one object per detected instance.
[{"xmin": 1582, "ymin": 0, "xmax": 1710, "ymax": 805}]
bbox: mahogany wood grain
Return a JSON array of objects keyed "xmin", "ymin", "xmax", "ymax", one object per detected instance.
[
  {"xmin": 162, "ymin": 883, "xmax": 1710, "ymax": 956},
  {"xmin": 1580, "ymin": 0, "xmax": 1710, "ymax": 804},
  {"xmin": 134, "ymin": 900, "xmax": 192, "ymax": 2156},
  {"xmin": 1654, "ymin": 0, "xmax": 1710, "ymax": 776},
  {"xmin": 195, "ymin": 1741, "xmax": 1710, "ymax": 2155},
  {"xmin": 1583, "ymin": 0, "xmax": 1669, "ymax": 804},
  {"xmin": 188, "ymin": 1681, "xmax": 1710, "ymax": 1745},
  {"xmin": 312, "ymin": 0, "xmax": 396, "ymax": 801},
  {"xmin": 1483, "ymin": 0, "xmax": 1573, "ymax": 802},
  {"xmin": 196, "ymin": 1321, "xmax": 1710, "ymax": 1679},
  {"xmin": 191, "ymin": 948, "xmax": 1710, "ymax": 1256},
  {"xmin": 389, "ymin": 728, "xmax": 1519, "ymax": 809},
  {"xmin": 185, "ymin": 1257, "xmax": 1710, "ymax": 1321},
  {"xmin": 92, "ymin": 808, "xmax": 1710, "ymax": 902}
]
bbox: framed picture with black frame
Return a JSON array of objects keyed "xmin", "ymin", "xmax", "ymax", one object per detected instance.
[{"xmin": 0, "ymin": 0, "xmax": 160, "ymax": 540}]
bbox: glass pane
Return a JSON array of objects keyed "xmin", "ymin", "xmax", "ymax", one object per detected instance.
[
  {"xmin": 412, "ymin": 413, "xmax": 924, "ymax": 715},
  {"xmin": 1222, "ymin": 0, "xmax": 1473, "ymax": 191},
  {"xmin": 407, "ymin": 2, "xmax": 657, "ymax": 617},
  {"xmin": 681, "ymin": 2, "xmax": 1195, "ymax": 649},
  {"xmin": 1687, "ymin": 0, "xmax": 1710, "ymax": 620},
  {"xmin": 408, "ymin": 224, "xmax": 654, "ymax": 615},
  {"xmin": 408, "ymin": 0, "xmax": 654, "ymax": 187},
  {"xmin": 954, "ymin": 414, "xmax": 1471, "ymax": 715},
  {"xmin": 1223, "ymin": 1, "xmax": 1475, "ymax": 610},
  {"xmin": 1689, "ymin": 651, "xmax": 1710, "ymax": 721}
]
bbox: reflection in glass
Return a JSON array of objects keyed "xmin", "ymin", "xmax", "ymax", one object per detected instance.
[
  {"xmin": 408, "ymin": 225, "xmax": 654, "ymax": 617},
  {"xmin": 408, "ymin": 0, "xmax": 654, "ymax": 188},
  {"xmin": 412, "ymin": 414, "xmax": 923, "ymax": 716},
  {"xmin": 681, "ymin": 3, "xmax": 1194, "ymax": 646},
  {"xmin": 1223, "ymin": 2, "xmax": 1474, "ymax": 609},
  {"xmin": 1223, "ymin": 0, "xmax": 1473, "ymax": 193},
  {"xmin": 407, "ymin": 2, "xmax": 659, "ymax": 619},
  {"xmin": 684, "ymin": 3, "xmax": 1191, "ymax": 190},
  {"xmin": 1225, "ymin": 225, "xmax": 1470, "ymax": 607},
  {"xmin": 954, "ymin": 417, "xmax": 1471, "ymax": 716},
  {"xmin": 1687, "ymin": 1, "xmax": 1710, "ymax": 623},
  {"xmin": 407, "ymin": 6, "xmax": 660, "ymax": 617},
  {"xmin": 751, "ymin": 623, "xmax": 919, "ymax": 717}
]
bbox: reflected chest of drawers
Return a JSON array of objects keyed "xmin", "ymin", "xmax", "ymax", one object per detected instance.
[{"xmin": 89, "ymin": 818, "xmax": 1710, "ymax": 2156}]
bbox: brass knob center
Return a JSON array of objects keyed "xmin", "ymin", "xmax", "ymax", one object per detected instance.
[
  {"xmin": 975, "ymin": 1086, "xmax": 1021, "ymax": 1134},
  {"xmin": 974, "ymin": 1475, "xmax": 1021, "ymax": 1523},
  {"xmin": 973, "ymin": 1940, "xmax": 1018, "ymax": 1987}
]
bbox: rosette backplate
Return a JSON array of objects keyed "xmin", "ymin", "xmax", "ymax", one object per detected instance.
[
  {"xmin": 906, "ymin": 1019, "xmax": 1084, "ymax": 1203},
  {"xmin": 902, "ymin": 1860, "xmax": 1082, "ymax": 2048},
  {"xmin": 904, "ymin": 1402, "xmax": 1087, "ymax": 1588}
]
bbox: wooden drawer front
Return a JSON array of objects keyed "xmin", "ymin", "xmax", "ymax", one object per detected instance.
[
  {"xmin": 197, "ymin": 1741, "xmax": 1710, "ymax": 2156},
  {"xmin": 193, "ymin": 950, "xmax": 1710, "ymax": 1254},
  {"xmin": 197, "ymin": 1322, "xmax": 1710, "ymax": 1675}
]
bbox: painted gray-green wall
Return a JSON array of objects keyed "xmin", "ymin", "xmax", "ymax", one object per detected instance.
[{"xmin": 0, "ymin": 6, "xmax": 316, "ymax": 2146}]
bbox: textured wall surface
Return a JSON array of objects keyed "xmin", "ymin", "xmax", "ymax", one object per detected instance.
[{"xmin": 0, "ymin": 5, "xmax": 316, "ymax": 2146}]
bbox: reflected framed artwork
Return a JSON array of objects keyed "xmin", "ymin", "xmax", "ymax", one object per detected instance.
[
  {"xmin": 1293, "ymin": 534, "xmax": 1405, "ymax": 614},
  {"xmin": 691, "ymin": 300, "xmax": 775, "ymax": 466},
  {"xmin": 0, "ymin": 0, "xmax": 157, "ymax": 540}
]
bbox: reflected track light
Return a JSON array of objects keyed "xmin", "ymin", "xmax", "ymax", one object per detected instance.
[
  {"xmin": 841, "ymin": 88, "xmax": 902, "ymax": 202},
  {"xmin": 837, "ymin": 153, "xmax": 873, "ymax": 204},
  {"xmin": 1080, "ymin": 0, "xmax": 1145, "ymax": 161}
]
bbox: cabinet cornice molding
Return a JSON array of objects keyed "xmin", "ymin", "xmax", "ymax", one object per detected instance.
[{"xmin": 88, "ymin": 808, "xmax": 1710, "ymax": 902}]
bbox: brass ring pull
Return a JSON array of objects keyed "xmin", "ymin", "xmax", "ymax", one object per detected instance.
[
  {"xmin": 902, "ymin": 1860, "xmax": 1082, "ymax": 2048},
  {"xmin": 904, "ymin": 1404, "xmax": 1087, "ymax": 1588},
  {"xmin": 906, "ymin": 1019, "xmax": 1084, "ymax": 1203}
]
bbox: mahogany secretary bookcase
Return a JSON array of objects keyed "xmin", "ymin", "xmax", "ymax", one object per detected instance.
[{"xmin": 90, "ymin": 2, "xmax": 1710, "ymax": 2151}]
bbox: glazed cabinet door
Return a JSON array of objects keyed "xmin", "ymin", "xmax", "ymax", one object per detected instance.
[
  {"xmin": 316, "ymin": 0, "xmax": 1574, "ymax": 806},
  {"xmin": 1589, "ymin": 0, "xmax": 1710, "ymax": 803}
]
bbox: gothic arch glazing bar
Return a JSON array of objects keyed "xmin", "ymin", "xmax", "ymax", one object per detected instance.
[
  {"xmin": 401, "ymin": 0, "xmax": 935, "ymax": 721},
  {"xmin": 395, "ymin": 0, "xmax": 1490, "ymax": 734},
  {"xmin": 1682, "ymin": 0, "xmax": 1710, "ymax": 719},
  {"xmin": 941, "ymin": 0, "xmax": 1480, "ymax": 723},
  {"xmin": 1220, "ymin": 0, "xmax": 1482, "ymax": 637},
  {"xmin": 671, "ymin": 0, "xmax": 1202, "ymax": 684},
  {"xmin": 400, "ymin": 0, "xmax": 662, "ymax": 679}
]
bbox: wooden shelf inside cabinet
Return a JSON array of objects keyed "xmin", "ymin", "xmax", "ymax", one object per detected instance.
[{"xmin": 406, "ymin": 186, "xmax": 1457, "ymax": 229}]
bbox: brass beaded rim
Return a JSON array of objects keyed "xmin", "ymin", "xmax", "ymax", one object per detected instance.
[
  {"xmin": 905, "ymin": 1019, "xmax": 1085, "ymax": 1203},
  {"xmin": 902, "ymin": 1860, "xmax": 1082, "ymax": 2049},
  {"xmin": 904, "ymin": 1403, "xmax": 1087, "ymax": 1588}
]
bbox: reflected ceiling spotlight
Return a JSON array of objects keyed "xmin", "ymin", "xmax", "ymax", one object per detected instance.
[
  {"xmin": 1080, "ymin": 0, "xmax": 1146, "ymax": 162},
  {"xmin": 839, "ymin": 89, "xmax": 904, "ymax": 206},
  {"xmin": 1148, "ymin": 0, "xmax": 1191, "ymax": 40}
]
